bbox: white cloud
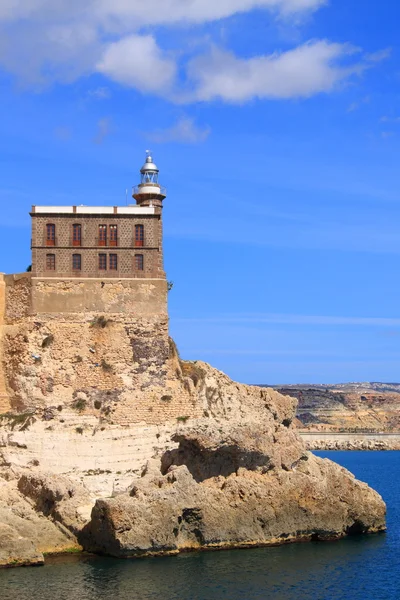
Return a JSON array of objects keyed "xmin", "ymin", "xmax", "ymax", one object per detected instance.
[
  {"xmin": 147, "ymin": 117, "xmax": 211, "ymax": 144},
  {"xmin": 186, "ymin": 41, "xmax": 363, "ymax": 103},
  {"xmin": 0, "ymin": 0, "xmax": 326, "ymax": 88},
  {"xmin": 0, "ymin": 0, "xmax": 386, "ymax": 105},
  {"xmin": 96, "ymin": 35, "xmax": 177, "ymax": 94},
  {"xmin": 0, "ymin": 0, "xmax": 325, "ymax": 24}
]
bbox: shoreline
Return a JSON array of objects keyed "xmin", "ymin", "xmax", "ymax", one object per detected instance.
[{"xmin": 299, "ymin": 432, "xmax": 400, "ymax": 451}]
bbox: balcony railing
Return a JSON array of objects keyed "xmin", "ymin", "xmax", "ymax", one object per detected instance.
[
  {"xmin": 45, "ymin": 238, "xmax": 57, "ymax": 247},
  {"xmin": 132, "ymin": 185, "xmax": 167, "ymax": 197}
]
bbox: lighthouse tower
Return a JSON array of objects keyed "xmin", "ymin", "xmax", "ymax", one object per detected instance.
[{"xmin": 132, "ymin": 151, "xmax": 167, "ymax": 208}]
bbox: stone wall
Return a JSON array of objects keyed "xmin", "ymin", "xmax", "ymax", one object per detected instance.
[
  {"xmin": 31, "ymin": 278, "xmax": 167, "ymax": 315},
  {"xmin": 4, "ymin": 273, "xmax": 32, "ymax": 322},
  {"xmin": 0, "ymin": 271, "xmax": 173, "ymax": 418},
  {"xmin": 0, "ymin": 275, "xmax": 11, "ymax": 413}
]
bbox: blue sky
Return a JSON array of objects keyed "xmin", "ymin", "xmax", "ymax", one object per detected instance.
[{"xmin": 1, "ymin": 0, "xmax": 400, "ymax": 384}]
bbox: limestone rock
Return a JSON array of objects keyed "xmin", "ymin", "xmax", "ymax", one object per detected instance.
[
  {"xmin": 0, "ymin": 478, "xmax": 79, "ymax": 567},
  {"xmin": 0, "ymin": 523, "xmax": 43, "ymax": 568},
  {"xmin": 17, "ymin": 472, "xmax": 95, "ymax": 534},
  {"xmin": 81, "ymin": 428, "xmax": 386, "ymax": 558}
]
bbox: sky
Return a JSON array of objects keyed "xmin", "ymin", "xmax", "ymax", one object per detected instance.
[{"xmin": 1, "ymin": 0, "xmax": 400, "ymax": 385}]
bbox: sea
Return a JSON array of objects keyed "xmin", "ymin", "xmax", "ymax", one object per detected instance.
[{"xmin": 1, "ymin": 451, "xmax": 399, "ymax": 600}]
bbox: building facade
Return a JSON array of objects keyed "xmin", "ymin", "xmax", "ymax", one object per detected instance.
[
  {"xmin": 29, "ymin": 153, "xmax": 168, "ymax": 315},
  {"xmin": 30, "ymin": 206, "xmax": 164, "ymax": 279}
]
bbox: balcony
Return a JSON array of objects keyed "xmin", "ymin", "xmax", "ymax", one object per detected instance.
[
  {"xmin": 132, "ymin": 184, "xmax": 167, "ymax": 197},
  {"xmin": 95, "ymin": 238, "xmax": 119, "ymax": 247}
]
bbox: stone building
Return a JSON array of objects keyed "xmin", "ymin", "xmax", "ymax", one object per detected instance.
[
  {"xmin": 29, "ymin": 152, "xmax": 168, "ymax": 314},
  {"xmin": 0, "ymin": 152, "xmax": 171, "ymax": 413}
]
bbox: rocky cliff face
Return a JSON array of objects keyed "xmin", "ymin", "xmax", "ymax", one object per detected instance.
[
  {"xmin": 275, "ymin": 385, "xmax": 400, "ymax": 433},
  {"xmin": 0, "ymin": 357, "xmax": 386, "ymax": 566},
  {"xmin": 0, "ymin": 277, "xmax": 387, "ymax": 566}
]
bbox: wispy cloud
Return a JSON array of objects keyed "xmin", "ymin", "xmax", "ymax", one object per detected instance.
[
  {"xmin": 347, "ymin": 95, "xmax": 370, "ymax": 113},
  {"xmin": 93, "ymin": 117, "xmax": 112, "ymax": 145},
  {"xmin": 0, "ymin": 0, "xmax": 387, "ymax": 104},
  {"xmin": 381, "ymin": 131, "xmax": 395, "ymax": 139},
  {"xmin": 86, "ymin": 86, "xmax": 111, "ymax": 100},
  {"xmin": 166, "ymin": 206, "xmax": 400, "ymax": 254},
  {"xmin": 146, "ymin": 117, "xmax": 210, "ymax": 144},
  {"xmin": 184, "ymin": 41, "xmax": 367, "ymax": 103},
  {"xmin": 380, "ymin": 116, "xmax": 400, "ymax": 123},
  {"xmin": 174, "ymin": 313, "xmax": 400, "ymax": 327}
]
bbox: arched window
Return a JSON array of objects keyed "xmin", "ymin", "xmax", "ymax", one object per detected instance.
[
  {"xmin": 135, "ymin": 224, "xmax": 144, "ymax": 247},
  {"xmin": 109, "ymin": 225, "xmax": 118, "ymax": 247},
  {"xmin": 134, "ymin": 254, "xmax": 144, "ymax": 271},
  {"xmin": 73, "ymin": 224, "xmax": 82, "ymax": 246},
  {"xmin": 72, "ymin": 254, "xmax": 81, "ymax": 271},
  {"xmin": 46, "ymin": 224, "xmax": 56, "ymax": 246},
  {"xmin": 46, "ymin": 254, "xmax": 56, "ymax": 271}
]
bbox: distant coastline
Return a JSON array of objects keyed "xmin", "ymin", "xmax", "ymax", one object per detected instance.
[
  {"xmin": 299, "ymin": 432, "xmax": 400, "ymax": 451},
  {"xmin": 257, "ymin": 382, "xmax": 400, "ymax": 449}
]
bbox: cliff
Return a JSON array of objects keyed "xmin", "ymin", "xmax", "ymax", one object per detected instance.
[
  {"xmin": 272, "ymin": 384, "xmax": 400, "ymax": 450},
  {"xmin": 0, "ymin": 275, "xmax": 387, "ymax": 566}
]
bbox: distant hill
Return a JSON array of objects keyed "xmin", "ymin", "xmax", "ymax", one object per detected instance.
[{"xmin": 258, "ymin": 383, "xmax": 400, "ymax": 433}]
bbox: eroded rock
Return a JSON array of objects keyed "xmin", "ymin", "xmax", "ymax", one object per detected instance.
[{"xmin": 81, "ymin": 426, "xmax": 386, "ymax": 557}]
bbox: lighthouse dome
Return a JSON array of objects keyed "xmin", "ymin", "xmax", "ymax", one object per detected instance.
[{"xmin": 140, "ymin": 154, "xmax": 159, "ymax": 174}]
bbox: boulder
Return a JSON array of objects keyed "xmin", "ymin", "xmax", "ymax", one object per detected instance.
[
  {"xmin": 81, "ymin": 427, "xmax": 386, "ymax": 557},
  {"xmin": 17, "ymin": 472, "xmax": 95, "ymax": 534},
  {"xmin": 0, "ymin": 478, "xmax": 79, "ymax": 567},
  {"xmin": 0, "ymin": 523, "xmax": 43, "ymax": 568}
]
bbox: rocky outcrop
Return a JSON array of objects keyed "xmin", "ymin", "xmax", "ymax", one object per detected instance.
[
  {"xmin": 0, "ymin": 476, "xmax": 80, "ymax": 567},
  {"xmin": 81, "ymin": 429, "xmax": 385, "ymax": 557},
  {"xmin": 0, "ymin": 357, "xmax": 388, "ymax": 565},
  {"xmin": 17, "ymin": 472, "xmax": 95, "ymax": 534}
]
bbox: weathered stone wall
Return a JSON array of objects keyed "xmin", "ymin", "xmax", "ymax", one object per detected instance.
[
  {"xmin": 0, "ymin": 275, "xmax": 11, "ymax": 413},
  {"xmin": 4, "ymin": 273, "xmax": 32, "ymax": 322},
  {"xmin": 0, "ymin": 271, "xmax": 176, "ymax": 420},
  {"xmin": 31, "ymin": 278, "xmax": 167, "ymax": 315}
]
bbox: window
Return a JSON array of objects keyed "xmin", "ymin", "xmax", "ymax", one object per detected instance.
[
  {"xmin": 98, "ymin": 225, "xmax": 107, "ymax": 246},
  {"xmin": 109, "ymin": 254, "xmax": 118, "ymax": 271},
  {"xmin": 46, "ymin": 254, "xmax": 55, "ymax": 271},
  {"xmin": 134, "ymin": 254, "xmax": 144, "ymax": 271},
  {"xmin": 98, "ymin": 253, "xmax": 107, "ymax": 270},
  {"xmin": 73, "ymin": 224, "xmax": 82, "ymax": 246},
  {"xmin": 46, "ymin": 224, "xmax": 56, "ymax": 246},
  {"xmin": 135, "ymin": 224, "xmax": 144, "ymax": 247},
  {"xmin": 109, "ymin": 225, "xmax": 118, "ymax": 247},
  {"xmin": 72, "ymin": 254, "xmax": 81, "ymax": 271}
]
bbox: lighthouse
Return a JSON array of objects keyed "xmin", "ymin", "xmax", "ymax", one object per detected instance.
[{"xmin": 132, "ymin": 151, "xmax": 167, "ymax": 208}]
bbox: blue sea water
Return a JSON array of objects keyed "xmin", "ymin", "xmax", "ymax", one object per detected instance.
[{"xmin": 0, "ymin": 451, "xmax": 399, "ymax": 600}]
